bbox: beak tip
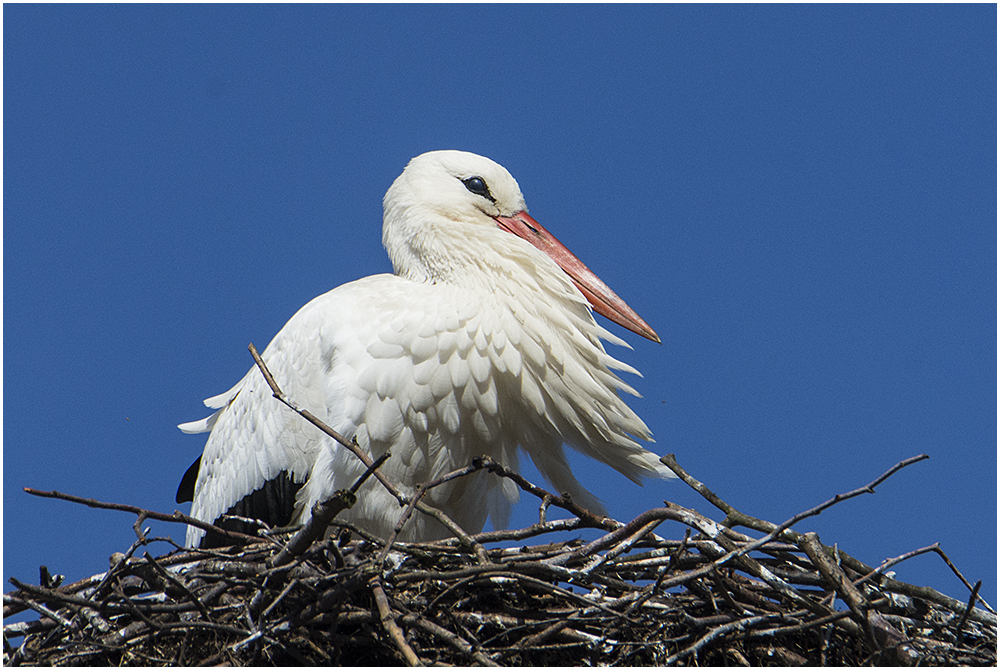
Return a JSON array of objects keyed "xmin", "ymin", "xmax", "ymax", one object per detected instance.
[
  {"xmin": 496, "ymin": 210, "xmax": 661, "ymax": 346},
  {"xmin": 638, "ymin": 323, "xmax": 661, "ymax": 344}
]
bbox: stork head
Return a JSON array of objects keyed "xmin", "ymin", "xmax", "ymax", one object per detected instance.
[{"xmin": 383, "ymin": 150, "xmax": 660, "ymax": 343}]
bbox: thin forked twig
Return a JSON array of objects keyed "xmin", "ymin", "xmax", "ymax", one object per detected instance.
[
  {"xmin": 22, "ymin": 488, "xmax": 261, "ymax": 546},
  {"xmin": 661, "ymin": 452, "xmax": 930, "ymax": 542}
]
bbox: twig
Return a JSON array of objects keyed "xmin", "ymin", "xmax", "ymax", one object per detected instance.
[
  {"xmin": 22, "ymin": 488, "xmax": 261, "ymax": 546},
  {"xmin": 369, "ymin": 576, "xmax": 422, "ymax": 666},
  {"xmin": 928, "ymin": 546, "xmax": 995, "ymax": 614},
  {"xmin": 660, "ymin": 453, "xmax": 929, "ymax": 542},
  {"xmin": 851, "ymin": 543, "xmax": 941, "ymax": 589},
  {"xmin": 259, "ymin": 579, "xmax": 300, "ymax": 622},
  {"xmin": 581, "ymin": 518, "xmax": 663, "ymax": 574},
  {"xmin": 475, "ymin": 456, "xmax": 611, "ymax": 527},
  {"xmin": 954, "ymin": 580, "xmax": 982, "ymax": 641},
  {"xmin": 378, "ymin": 465, "xmax": 468, "ymax": 569},
  {"xmin": 16, "ymin": 597, "xmax": 75, "ymax": 630}
]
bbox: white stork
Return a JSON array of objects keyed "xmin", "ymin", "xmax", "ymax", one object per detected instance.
[{"xmin": 177, "ymin": 150, "xmax": 670, "ymax": 548}]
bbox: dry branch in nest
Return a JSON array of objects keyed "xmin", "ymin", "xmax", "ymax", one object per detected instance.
[{"xmin": 5, "ymin": 346, "xmax": 996, "ymax": 666}]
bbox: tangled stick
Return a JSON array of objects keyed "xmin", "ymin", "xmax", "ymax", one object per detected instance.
[{"xmin": 7, "ymin": 446, "xmax": 995, "ymax": 666}]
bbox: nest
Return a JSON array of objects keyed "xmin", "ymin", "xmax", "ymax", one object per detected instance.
[{"xmin": 4, "ymin": 454, "xmax": 996, "ymax": 666}]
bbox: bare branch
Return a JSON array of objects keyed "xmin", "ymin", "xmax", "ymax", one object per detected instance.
[{"xmin": 21, "ymin": 488, "xmax": 261, "ymax": 545}]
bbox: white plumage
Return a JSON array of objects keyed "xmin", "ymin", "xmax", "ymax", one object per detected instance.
[{"xmin": 178, "ymin": 150, "xmax": 670, "ymax": 547}]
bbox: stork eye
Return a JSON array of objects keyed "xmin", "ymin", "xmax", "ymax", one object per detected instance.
[{"xmin": 462, "ymin": 176, "xmax": 494, "ymax": 201}]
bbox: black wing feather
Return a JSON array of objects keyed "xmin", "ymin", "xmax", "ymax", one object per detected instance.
[
  {"xmin": 198, "ymin": 472, "xmax": 304, "ymax": 548},
  {"xmin": 176, "ymin": 456, "xmax": 201, "ymax": 504}
]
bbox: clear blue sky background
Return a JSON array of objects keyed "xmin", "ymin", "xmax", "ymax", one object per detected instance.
[{"xmin": 5, "ymin": 5, "xmax": 996, "ymax": 611}]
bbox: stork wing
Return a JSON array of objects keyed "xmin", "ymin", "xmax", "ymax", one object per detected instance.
[{"xmin": 177, "ymin": 297, "xmax": 345, "ymax": 548}]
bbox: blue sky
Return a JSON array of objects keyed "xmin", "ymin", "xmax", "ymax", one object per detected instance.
[{"xmin": 4, "ymin": 5, "xmax": 995, "ymax": 611}]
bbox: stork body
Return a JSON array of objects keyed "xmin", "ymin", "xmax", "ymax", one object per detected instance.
[{"xmin": 179, "ymin": 150, "xmax": 669, "ymax": 547}]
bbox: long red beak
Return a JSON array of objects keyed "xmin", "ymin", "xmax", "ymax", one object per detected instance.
[{"xmin": 495, "ymin": 211, "xmax": 660, "ymax": 343}]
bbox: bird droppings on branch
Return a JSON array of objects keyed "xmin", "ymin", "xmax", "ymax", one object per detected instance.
[{"xmin": 4, "ymin": 454, "xmax": 996, "ymax": 666}]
